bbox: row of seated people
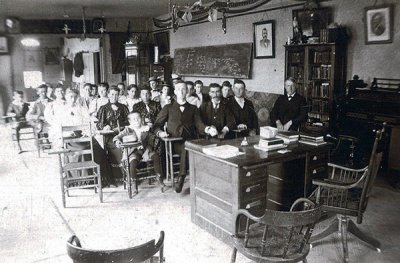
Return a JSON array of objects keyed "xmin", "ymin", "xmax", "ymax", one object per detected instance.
[{"xmin": 7, "ymin": 77, "xmax": 307, "ymax": 193}]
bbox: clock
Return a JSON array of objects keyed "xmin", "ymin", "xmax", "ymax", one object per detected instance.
[
  {"xmin": 5, "ymin": 17, "xmax": 20, "ymax": 34},
  {"xmin": 370, "ymin": 12, "xmax": 385, "ymax": 36}
]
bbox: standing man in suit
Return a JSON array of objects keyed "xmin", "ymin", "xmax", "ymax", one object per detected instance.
[
  {"xmin": 227, "ymin": 79, "xmax": 259, "ymax": 137},
  {"xmin": 153, "ymin": 81, "xmax": 217, "ymax": 193},
  {"xmin": 194, "ymin": 80, "xmax": 210, "ymax": 107},
  {"xmin": 270, "ymin": 77, "xmax": 307, "ymax": 131},
  {"xmin": 200, "ymin": 83, "xmax": 236, "ymax": 139}
]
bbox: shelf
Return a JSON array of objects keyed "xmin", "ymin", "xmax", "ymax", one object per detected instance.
[{"xmin": 309, "ymin": 111, "xmax": 330, "ymax": 115}]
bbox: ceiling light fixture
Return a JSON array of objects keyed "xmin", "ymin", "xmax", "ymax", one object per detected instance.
[{"xmin": 21, "ymin": 38, "xmax": 40, "ymax": 47}]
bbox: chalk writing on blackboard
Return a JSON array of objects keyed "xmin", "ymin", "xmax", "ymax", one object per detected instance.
[{"xmin": 173, "ymin": 43, "xmax": 252, "ymax": 79}]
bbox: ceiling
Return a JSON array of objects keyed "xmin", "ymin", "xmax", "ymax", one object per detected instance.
[{"xmin": 0, "ymin": 0, "xmax": 200, "ymax": 19}]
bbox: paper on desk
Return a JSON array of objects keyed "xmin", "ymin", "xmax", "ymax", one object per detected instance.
[{"xmin": 202, "ymin": 145, "xmax": 244, "ymax": 159}]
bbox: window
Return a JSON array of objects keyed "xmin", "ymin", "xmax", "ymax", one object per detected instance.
[{"xmin": 23, "ymin": 71, "xmax": 43, "ymax": 89}]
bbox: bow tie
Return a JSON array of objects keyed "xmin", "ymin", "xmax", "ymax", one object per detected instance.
[
  {"xmin": 179, "ymin": 106, "xmax": 185, "ymax": 112},
  {"xmin": 288, "ymin": 95, "xmax": 293, "ymax": 101}
]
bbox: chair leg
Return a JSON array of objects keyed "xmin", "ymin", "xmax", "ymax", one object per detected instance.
[
  {"xmin": 310, "ymin": 217, "xmax": 339, "ymax": 244},
  {"xmin": 230, "ymin": 248, "xmax": 237, "ymax": 263},
  {"xmin": 98, "ymin": 168, "xmax": 103, "ymax": 203},
  {"xmin": 340, "ymin": 216, "xmax": 349, "ymax": 263},
  {"xmin": 347, "ymin": 219, "xmax": 381, "ymax": 252}
]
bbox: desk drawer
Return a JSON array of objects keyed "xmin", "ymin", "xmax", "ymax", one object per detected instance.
[
  {"xmin": 241, "ymin": 196, "xmax": 266, "ymax": 216},
  {"xmin": 310, "ymin": 165, "xmax": 327, "ymax": 179},
  {"xmin": 240, "ymin": 167, "xmax": 268, "ymax": 183},
  {"xmin": 241, "ymin": 179, "xmax": 268, "ymax": 202},
  {"xmin": 310, "ymin": 152, "xmax": 328, "ymax": 167}
]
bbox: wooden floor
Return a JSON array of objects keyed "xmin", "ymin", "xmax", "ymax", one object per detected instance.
[{"xmin": 0, "ymin": 125, "xmax": 399, "ymax": 263}]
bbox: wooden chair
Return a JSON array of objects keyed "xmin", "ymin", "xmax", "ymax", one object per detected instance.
[
  {"xmin": 309, "ymin": 124, "xmax": 386, "ymax": 262},
  {"xmin": 231, "ymin": 198, "xmax": 322, "ymax": 263},
  {"xmin": 51, "ymin": 124, "xmax": 102, "ymax": 207},
  {"xmin": 67, "ymin": 231, "xmax": 165, "ymax": 263},
  {"xmin": 160, "ymin": 137, "xmax": 183, "ymax": 187},
  {"xmin": 120, "ymin": 142, "xmax": 164, "ymax": 198}
]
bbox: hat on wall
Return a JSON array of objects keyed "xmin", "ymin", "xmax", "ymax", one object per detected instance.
[
  {"xmin": 171, "ymin": 73, "xmax": 181, "ymax": 80},
  {"xmin": 148, "ymin": 76, "xmax": 158, "ymax": 82}
]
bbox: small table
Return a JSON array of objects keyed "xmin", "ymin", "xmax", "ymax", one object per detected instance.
[{"xmin": 160, "ymin": 137, "xmax": 183, "ymax": 187}]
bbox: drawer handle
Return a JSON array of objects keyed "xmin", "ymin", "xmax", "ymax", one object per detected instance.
[
  {"xmin": 313, "ymin": 156, "xmax": 318, "ymax": 161},
  {"xmin": 246, "ymin": 171, "xmax": 252, "ymax": 177},
  {"xmin": 246, "ymin": 184, "xmax": 261, "ymax": 193},
  {"xmin": 246, "ymin": 200, "xmax": 262, "ymax": 209},
  {"xmin": 313, "ymin": 167, "xmax": 325, "ymax": 174}
]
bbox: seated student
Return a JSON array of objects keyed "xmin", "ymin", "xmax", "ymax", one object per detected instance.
[
  {"xmin": 6, "ymin": 91, "xmax": 31, "ymax": 153},
  {"xmin": 171, "ymin": 73, "xmax": 182, "ymax": 86},
  {"xmin": 227, "ymin": 79, "xmax": 259, "ymax": 137},
  {"xmin": 200, "ymin": 83, "xmax": 236, "ymax": 139},
  {"xmin": 132, "ymin": 86, "xmax": 161, "ymax": 128},
  {"xmin": 96, "ymin": 86, "xmax": 130, "ymax": 185},
  {"xmin": 186, "ymin": 81, "xmax": 200, "ymax": 107},
  {"xmin": 194, "ymin": 80, "xmax": 210, "ymax": 107},
  {"xmin": 270, "ymin": 77, "xmax": 307, "ymax": 131},
  {"xmin": 159, "ymin": 83, "xmax": 173, "ymax": 108},
  {"xmin": 90, "ymin": 84, "xmax": 98, "ymax": 98},
  {"xmin": 44, "ymin": 84, "xmax": 66, "ymax": 126},
  {"xmin": 117, "ymin": 82, "xmax": 128, "ymax": 105},
  {"xmin": 114, "ymin": 111, "xmax": 164, "ymax": 185},
  {"xmin": 154, "ymin": 81, "xmax": 217, "ymax": 193},
  {"xmin": 221, "ymin": 80, "xmax": 233, "ymax": 104},
  {"xmin": 26, "ymin": 84, "xmax": 52, "ymax": 133},
  {"xmin": 89, "ymin": 82, "xmax": 109, "ymax": 117},
  {"xmin": 126, "ymin": 84, "xmax": 142, "ymax": 111},
  {"xmin": 148, "ymin": 76, "xmax": 161, "ymax": 102},
  {"xmin": 79, "ymin": 83, "xmax": 94, "ymax": 108}
]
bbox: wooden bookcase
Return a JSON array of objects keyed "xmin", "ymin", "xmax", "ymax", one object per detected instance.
[{"xmin": 285, "ymin": 43, "xmax": 346, "ymax": 133}]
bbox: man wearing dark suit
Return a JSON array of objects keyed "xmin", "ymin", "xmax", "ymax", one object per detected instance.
[
  {"xmin": 194, "ymin": 80, "xmax": 210, "ymax": 108},
  {"xmin": 200, "ymin": 83, "xmax": 236, "ymax": 139},
  {"xmin": 227, "ymin": 79, "xmax": 259, "ymax": 137},
  {"xmin": 153, "ymin": 81, "xmax": 217, "ymax": 193},
  {"xmin": 132, "ymin": 85, "xmax": 162, "ymax": 127},
  {"xmin": 270, "ymin": 77, "xmax": 307, "ymax": 131}
]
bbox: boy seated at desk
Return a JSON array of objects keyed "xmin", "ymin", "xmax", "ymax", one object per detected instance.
[{"xmin": 113, "ymin": 111, "xmax": 164, "ymax": 186}]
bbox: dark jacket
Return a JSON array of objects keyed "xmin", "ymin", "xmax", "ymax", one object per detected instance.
[
  {"xmin": 132, "ymin": 101, "xmax": 161, "ymax": 124},
  {"xmin": 96, "ymin": 102, "xmax": 130, "ymax": 131},
  {"xmin": 153, "ymin": 101, "xmax": 206, "ymax": 140},
  {"xmin": 200, "ymin": 100, "xmax": 236, "ymax": 132},
  {"xmin": 227, "ymin": 97, "xmax": 259, "ymax": 136},
  {"xmin": 270, "ymin": 93, "xmax": 307, "ymax": 131}
]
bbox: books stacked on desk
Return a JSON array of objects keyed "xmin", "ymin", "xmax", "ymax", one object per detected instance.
[
  {"xmin": 276, "ymin": 131, "xmax": 299, "ymax": 144},
  {"xmin": 202, "ymin": 145, "xmax": 244, "ymax": 159},
  {"xmin": 254, "ymin": 137, "xmax": 286, "ymax": 151},
  {"xmin": 299, "ymin": 133, "xmax": 327, "ymax": 146}
]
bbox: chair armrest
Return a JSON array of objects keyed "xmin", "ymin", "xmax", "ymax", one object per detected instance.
[
  {"xmin": 236, "ymin": 209, "xmax": 263, "ymax": 222},
  {"xmin": 48, "ymin": 148, "xmax": 71, "ymax": 155},
  {"xmin": 328, "ymin": 162, "xmax": 368, "ymax": 173},
  {"xmin": 312, "ymin": 178, "xmax": 364, "ymax": 190}
]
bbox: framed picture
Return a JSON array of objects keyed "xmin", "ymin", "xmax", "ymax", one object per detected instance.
[
  {"xmin": 364, "ymin": 5, "xmax": 393, "ymax": 44},
  {"xmin": 0, "ymin": 36, "xmax": 8, "ymax": 54},
  {"xmin": 43, "ymin": 47, "xmax": 59, "ymax": 65},
  {"xmin": 292, "ymin": 8, "xmax": 332, "ymax": 39},
  {"xmin": 253, "ymin": 20, "xmax": 275, "ymax": 59},
  {"xmin": 154, "ymin": 31, "xmax": 170, "ymax": 56}
]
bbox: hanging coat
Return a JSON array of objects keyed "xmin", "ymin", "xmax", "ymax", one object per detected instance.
[{"xmin": 73, "ymin": 52, "xmax": 84, "ymax": 77}]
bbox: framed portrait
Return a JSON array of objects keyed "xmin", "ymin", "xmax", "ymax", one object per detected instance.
[
  {"xmin": 43, "ymin": 47, "xmax": 59, "ymax": 65},
  {"xmin": 0, "ymin": 37, "xmax": 8, "ymax": 54},
  {"xmin": 364, "ymin": 5, "xmax": 393, "ymax": 44},
  {"xmin": 292, "ymin": 8, "xmax": 332, "ymax": 39},
  {"xmin": 253, "ymin": 20, "xmax": 275, "ymax": 59}
]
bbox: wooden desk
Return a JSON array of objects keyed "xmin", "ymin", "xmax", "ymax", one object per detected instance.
[{"xmin": 185, "ymin": 136, "xmax": 330, "ymax": 242}]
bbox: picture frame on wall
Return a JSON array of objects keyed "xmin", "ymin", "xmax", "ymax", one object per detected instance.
[
  {"xmin": 154, "ymin": 31, "xmax": 170, "ymax": 56},
  {"xmin": 364, "ymin": 5, "xmax": 393, "ymax": 44},
  {"xmin": 44, "ymin": 47, "xmax": 59, "ymax": 65},
  {"xmin": 292, "ymin": 8, "xmax": 332, "ymax": 39},
  {"xmin": 253, "ymin": 20, "xmax": 275, "ymax": 59},
  {"xmin": 0, "ymin": 37, "xmax": 9, "ymax": 54}
]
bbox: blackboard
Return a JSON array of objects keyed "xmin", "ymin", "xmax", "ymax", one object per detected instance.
[{"xmin": 173, "ymin": 43, "xmax": 252, "ymax": 79}]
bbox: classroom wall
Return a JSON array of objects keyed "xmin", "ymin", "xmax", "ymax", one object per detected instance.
[
  {"xmin": 168, "ymin": 0, "xmax": 399, "ymax": 126},
  {"xmin": 169, "ymin": 0, "xmax": 400, "ymax": 94}
]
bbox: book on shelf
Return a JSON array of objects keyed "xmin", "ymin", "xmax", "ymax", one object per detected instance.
[
  {"xmin": 254, "ymin": 143, "xmax": 286, "ymax": 152},
  {"xmin": 202, "ymin": 145, "xmax": 244, "ymax": 159},
  {"xmin": 299, "ymin": 139, "xmax": 327, "ymax": 146}
]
